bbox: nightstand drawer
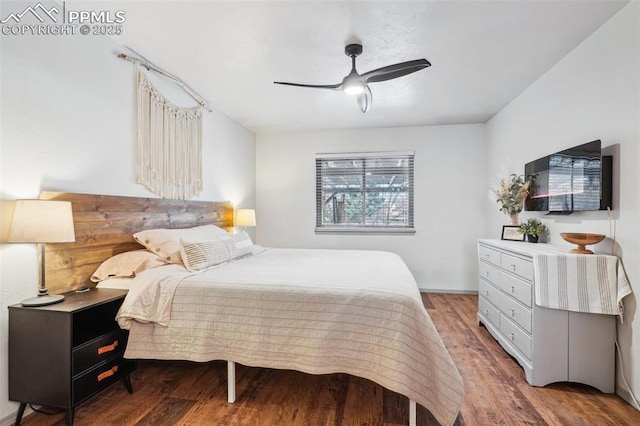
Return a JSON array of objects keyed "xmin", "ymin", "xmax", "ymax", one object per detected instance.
[
  {"xmin": 73, "ymin": 329, "xmax": 129, "ymax": 376},
  {"xmin": 72, "ymin": 356, "xmax": 135, "ymax": 405}
]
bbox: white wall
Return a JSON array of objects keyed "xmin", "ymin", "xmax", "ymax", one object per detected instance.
[
  {"xmin": 485, "ymin": 2, "xmax": 639, "ymax": 407},
  {"xmin": 0, "ymin": 32, "xmax": 255, "ymax": 421},
  {"xmin": 256, "ymin": 124, "xmax": 487, "ymax": 292}
]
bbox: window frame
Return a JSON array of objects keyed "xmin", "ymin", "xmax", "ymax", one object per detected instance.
[{"xmin": 315, "ymin": 151, "xmax": 415, "ymax": 234}]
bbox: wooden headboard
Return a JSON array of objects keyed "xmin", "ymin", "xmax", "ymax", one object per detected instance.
[{"xmin": 41, "ymin": 192, "xmax": 234, "ymax": 293}]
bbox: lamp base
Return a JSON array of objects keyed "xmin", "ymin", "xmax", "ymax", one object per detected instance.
[{"xmin": 21, "ymin": 294, "xmax": 65, "ymax": 307}]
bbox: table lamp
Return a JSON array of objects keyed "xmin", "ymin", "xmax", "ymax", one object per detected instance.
[
  {"xmin": 235, "ymin": 208, "xmax": 256, "ymax": 233},
  {"xmin": 5, "ymin": 199, "xmax": 76, "ymax": 306}
]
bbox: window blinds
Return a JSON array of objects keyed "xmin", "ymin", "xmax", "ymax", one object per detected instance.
[{"xmin": 315, "ymin": 152, "xmax": 415, "ymax": 231}]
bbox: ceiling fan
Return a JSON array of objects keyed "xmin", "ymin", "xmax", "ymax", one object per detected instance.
[{"xmin": 274, "ymin": 43, "xmax": 431, "ymax": 113}]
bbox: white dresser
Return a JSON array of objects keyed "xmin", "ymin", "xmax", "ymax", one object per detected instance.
[{"xmin": 477, "ymin": 239, "xmax": 615, "ymax": 393}]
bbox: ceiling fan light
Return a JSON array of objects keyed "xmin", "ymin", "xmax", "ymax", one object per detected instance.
[{"xmin": 343, "ymin": 78, "xmax": 364, "ymax": 95}]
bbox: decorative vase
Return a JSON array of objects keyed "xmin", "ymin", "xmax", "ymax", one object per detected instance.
[
  {"xmin": 527, "ymin": 234, "xmax": 538, "ymax": 243},
  {"xmin": 510, "ymin": 213, "xmax": 519, "ymax": 225}
]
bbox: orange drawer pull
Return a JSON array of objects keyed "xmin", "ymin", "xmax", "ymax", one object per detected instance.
[
  {"xmin": 97, "ymin": 340, "xmax": 118, "ymax": 355},
  {"xmin": 97, "ymin": 366, "xmax": 118, "ymax": 382}
]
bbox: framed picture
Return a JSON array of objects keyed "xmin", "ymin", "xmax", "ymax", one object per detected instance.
[{"xmin": 501, "ymin": 225, "xmax": 525, "ymax": 241}]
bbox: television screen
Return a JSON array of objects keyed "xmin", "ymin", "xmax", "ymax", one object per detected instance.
[{"xmin": 525, "ymin": 140, "xmax": 612, "ymax": 212}]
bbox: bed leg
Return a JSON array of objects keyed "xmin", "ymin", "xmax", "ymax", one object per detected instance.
[
  {"xmin": 227, "ymin": 361, "xmax": 236, "ymax": 403},
  {"xmin": 409, "ymin": 399, "xmax": 416, "ymax": 426}
]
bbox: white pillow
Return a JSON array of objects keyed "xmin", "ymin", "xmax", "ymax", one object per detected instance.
[
  {"xmin": 180, "ymin": 235, "xmax": 238, "ymax": 272},
  {"xmin": 231, "ymin": 231, "xmax": 253, "ymax": 257},
  {"xmin": 134, "ymin": 224, "xmax": 228, "ymax": 264},
  {"xmin": 91, "ymin": 250, "xmax": 168, "ymax": 282}
]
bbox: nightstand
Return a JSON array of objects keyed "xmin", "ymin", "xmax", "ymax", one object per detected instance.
[{"xmin": 9, "ymin": 288, "xmax": 136, "ymax": 426}]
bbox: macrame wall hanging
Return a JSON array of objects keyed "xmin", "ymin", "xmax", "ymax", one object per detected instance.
[
  {"xmin": 136, "ymin": 68, "xmax": 203, "ymax": 200},
  {"xmin": 118, "ymin": 49, "xmax": 212, "ymax": 200}
]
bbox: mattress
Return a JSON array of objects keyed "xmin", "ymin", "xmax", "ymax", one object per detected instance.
[
  {"xmin": 117, "ymin": 248, "xmax": 464, "ymax": 425},
  {"xmin": 96, "ymin": 277, "xmax": 134, "ymax": 290}
]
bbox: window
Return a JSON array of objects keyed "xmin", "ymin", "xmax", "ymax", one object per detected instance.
[{"xmin": 315, "ymin": 151, "xmax": 415, "ymax": 233}]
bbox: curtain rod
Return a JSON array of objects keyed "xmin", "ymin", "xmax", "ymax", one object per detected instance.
[{"xmin": 117, "ymin": 48, "xmax": 212, "ymax": 112}]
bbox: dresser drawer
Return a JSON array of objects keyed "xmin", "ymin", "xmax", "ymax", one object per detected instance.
[
  {"xmin": 496, "ymin": 291, "xmax": 532, "ymax": 334},
  {"xmin": 478, "ymin": 260, "xmax": 500, "ymax": 286},
  {"xmin": 501, "ymin": 253, "xmax": 534, "ymax": 282},
  {"xmin": 478, "ymin": 295, "xmax": 500, "ymax": 328},
  {"xmin": 72, "ymin": 329, "xmax": 128, "ymax": 376},
  {"xmin": 479, "ymin": 245, "xmax": 501, "ymax": 267},
  {"xmin": 478, "ymin": 279, "xmax": 501, "ymax": 307},
  {"xmin": 72, "ymin": 356, "xmax": 135, "ymax": 405},
  {"xmin": 500, "ymin": 313, "xmax": 532, "ymax": 360},
  {"xmin": 499, "ymin": 271, "xmax": 532, "ymax": 308}
]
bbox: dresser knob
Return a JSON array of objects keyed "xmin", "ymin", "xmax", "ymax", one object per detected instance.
[
  {"xmin": 510, "ymin": 286, "xmax": 515, "ymax": 293},
  {"xmin": 509, "ymin": 333, "xmax": 515, "ymax": 341},
  {"xmin": 484, "ymin": 290, "xmax": 489, "ymax": 296},
  {"xmin": 485, "ymin": 271, "xmax": 489, "ymax": 277},
  {"xmin": 511, "ymin": 264, "xmax": 517, "ymax": 271},
  {"xmin": 484, "ymin": 309, "xmax": 489, "ymax": 315},
  {"xmin": 510, "ymin": 309, "xmax": 515, "ymax": 317}
]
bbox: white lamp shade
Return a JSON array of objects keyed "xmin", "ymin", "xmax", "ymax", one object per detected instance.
[
  {"xmin": 235, "ymin": 209, "xmax": 256, "ymax": 227},
  {"xmin": 6, "ymin": 200, "xmax": 76, "ymax": 243}
]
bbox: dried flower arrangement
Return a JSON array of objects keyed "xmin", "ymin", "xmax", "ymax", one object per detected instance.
[{"xmin": 493, "ymin": 174, "xmax": 530, "ymax": 225}]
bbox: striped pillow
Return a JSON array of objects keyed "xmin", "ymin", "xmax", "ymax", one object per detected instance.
[
  {"xmin": 231, "ymin": 231, "xmax": 253, "ymax": 257},
  {"xmin": 180, "ymin": 235, "xmax": 238, "ymax": 272}
]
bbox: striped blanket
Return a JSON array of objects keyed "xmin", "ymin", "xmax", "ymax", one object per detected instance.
[
  {"xmin": 533, "ymin": 253, "xmax": 632, "ymax": 320},
  {"xmin": 117, "ymin": 248, "xmax": 464, "ymax": 425}
]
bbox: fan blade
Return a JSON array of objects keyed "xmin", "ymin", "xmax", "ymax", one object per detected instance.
[
  {"xmin": 357, "ymin": 85, "xmax": 372, "ymax": 113},
  {"xmin": 273, "ymin": 81, "xmax": 342, "ymax": 90},
  {"xmin": 362, "ymin": 59, "xmax": 431, "ymax": 83}
]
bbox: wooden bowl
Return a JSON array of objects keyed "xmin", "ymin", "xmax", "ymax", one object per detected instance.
[{"xmin": 560, "ymin": 233, "xmax": 606, "ymax": 254}]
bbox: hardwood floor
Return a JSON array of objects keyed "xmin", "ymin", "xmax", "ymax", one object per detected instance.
[{"xmin": 18, "ymin": 294, "xmax": 640, "ymax": 425}]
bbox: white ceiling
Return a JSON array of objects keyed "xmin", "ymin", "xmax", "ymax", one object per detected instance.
[{"xmin": 109, "ymin": 0, "xmax": 628, "ymax": 134}]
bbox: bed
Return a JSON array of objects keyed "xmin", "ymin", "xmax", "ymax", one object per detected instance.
[{"xmin": 42, "ymin": 192, "xmax": 464, "ymax": 426}]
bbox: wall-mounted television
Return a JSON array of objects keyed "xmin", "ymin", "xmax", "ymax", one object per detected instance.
[{"xmin": 524, "ymin": 140, "xmax": 612, "ymax": 213}]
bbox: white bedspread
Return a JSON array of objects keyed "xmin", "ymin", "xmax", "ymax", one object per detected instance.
[{"xmin": 117, "ymin": 248, "xmax": 464, "ymax": 425}]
